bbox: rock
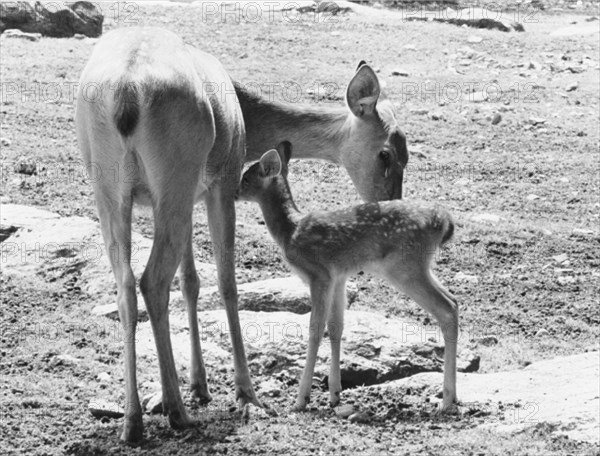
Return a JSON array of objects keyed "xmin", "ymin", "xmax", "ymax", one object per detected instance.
[
  {"xmin": 526, "ymin": 194, "xmax": 540, "ymax": 201},
  {"xmin": 552, "ymin": 253, "xmax": 569, "ymax": 264},
  {"xmin": 557, "ymin": 276, "xmax": 576, "ymax": 286},
  {"xmin": 471, "ymin": 213, "xmax": 501, "ymax": 224},
  {"xmin": 535, "ymin": 329, "xmax": 550, "ymax": 337},
  {"xmin": 14, "ymin": 162, "xmax": 36, "ymax": 176},
  {"xmin": 257, "ymin": 379, "xmax": 282, "ymax": 397},
  {"xmin": 1, "ymin": 29, "xmax": 40, "ymax": 41},
  {"xmin": 142, "ymin": 392, "xmax": 164, "ymax": 414},
  {"xmin": 391, "ymin": 69, "xmax": 409, "ymax": 77},
  {"xmin": 467, "ymin": 35, "xmax": 483, "ymax": 43},
  {"xmin": 402, "ymin": 44, "xmax": 416, "ymax": 51},
  {"xmin": 348, "ymin": 411, "xmax": 371, "ymax": 423},
  {"xmin": 139, "ymin": 309, "xmax": 465, "ymax": 391},
  {"xmin": 528, "ymin": 117, "xmax": 546, "ymax": 125},
  {"xmin": 477, "ymin": 335, "xmax": 499, "ymax": 346},
  {"xmin": 430, "ymin": 112, "xmax": 444, "ymax": 121},
  {"xmin": 550, "ymin": 23, "xmax": 599, "ymax": 37},
  {"xmin": 198, "ymin": 276, "xmax": 358, "ymax": 314},
  {"xmin": 0, "ymin": 204, "xmax": 217, "ymax": 303},
  {"xmin": 334, "ymin": 404, "xmax": 356, "ymax": 418},
  {"xmin": 91, "ymin": 302, "xmax": 149, "ymax": 322},
  {"xmin": 330, "ymin": 31, "xmax": 341, "ymax": 37},
  {"xmin": 88, "ymin": 399, "xmax": 124, "ymax": 419},
  {"xmin": 0, "ymin": 137, "xmax": 11, "ymax": 146},
  {"xmin": 0, "ymin": 1, "xmax": 103, "ymax": 38},
  {"xmin": 454, "ymin": 272, "xmax": 479, "ymax": 284},
  {"xmin": 97, "ymin": 372, "xmax": 111, "ymax": 383},
  {"xmin": 470, "ymin": 91, "xmax": 488, "ymax": 102},
  {"xmin": 566, "ymin": 82, "xmax": 579, "ymax": 92},
  {"xmin": 491, "ymin": 113, "xmax": 502, "ymax": 125},
  {"xmin": 571, "ymin": 228, "xmax": 594, "ymax": 237},
  {"xmin": 380, "ymin": 352, "xmax": 600, "ymax": 443},
  {"xmin": 457, "ymin": 349, "xmax": 480, "ymax": 373}
]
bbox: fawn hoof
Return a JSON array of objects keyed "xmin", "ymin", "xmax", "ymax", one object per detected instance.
[
  {"xmin": 120, "ymin": 414, "xmax": 144, "ymax": 443},
  {"xmin": 190, "ymin": 383, "xmax": 212, "ymax": 405},
  {"xmin": 291, "ymin": 396, "xmax": 309, "ymax": 412}
]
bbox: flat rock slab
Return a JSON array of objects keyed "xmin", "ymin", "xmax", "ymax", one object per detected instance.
[
  {"xmin": 136, "ymin": 309, "xmax": 478, "ymax": 390},
  {"xmin": 195, "ymin": 276, "xmax": 358, "ymax": 314},
  {"xmin": 380, "ymin": 352, "xmax": 600, "ymax": 443},
  {"xmin": 0, "ymin": 204, "xmax": 216, "ymax": 301}
]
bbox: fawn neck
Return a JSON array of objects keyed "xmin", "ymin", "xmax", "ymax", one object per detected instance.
[
  {"xmin": 258, "ymin": 178, "xmax": 302, "ymax": 246},
  {"xmin": 235, "ymin": 82, "xmax": 349, "ymax": 163}
]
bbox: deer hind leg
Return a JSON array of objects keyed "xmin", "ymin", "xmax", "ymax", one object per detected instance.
[
  {"xmin": 294, "ymin": 278, "xmax": 334, "ymax": 411},
  {"xmin": 328, "ymin": 279, "xmax": 346, "ymax": 407},
  {"xmin": 386, "ymin": 267, "xmax": 458, "ymax": 409},
  {"xmin": 94, "ymin": 182, "xmax": 143, "ymax": 442},
  {"xmin": 178, "ymin": 227, "xmax": 211, "ymax": 403}
]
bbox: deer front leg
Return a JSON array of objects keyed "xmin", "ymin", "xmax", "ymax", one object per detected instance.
[
  {"xmin": 293, "ymin": 280, "xmax": 332, "ymax": 411},
  {"xmin": 328, "ymin": 280, "xmax": 346, "ymax": 407}
]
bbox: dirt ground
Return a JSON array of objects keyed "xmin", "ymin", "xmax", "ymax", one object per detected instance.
[{"xmin": 1, "ymin": 2, "xmax": 599, "ymax": 455}]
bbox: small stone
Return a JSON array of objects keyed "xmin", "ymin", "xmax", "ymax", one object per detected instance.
[
  {"xmin": 571, "ymin": 228, "xmax": 594, "ymax": 237},
  {"xmin": 528, "ymin": 117, "xmax": 546, "ymax": 125},
  {"xmin": 330, "ymin": 31, "xmax": 341, "ymax": 37},
  {"xmin": 73, "ymin": 33, "xmax": 86, "ymax": 40},
  {"xmin": 566, "ymin": 82, "xmax": 579, "ymax": 92},
  {"xmin": 526, "ymin": 194, "xmax": 540, "ymax": 201},
  {"xmin": 557, "ymin": 276, "xmax": 576, "ymax": 286},
  {"xmin": 258, "ymin": 379, "xmax": 282, "ymax": 397},
  {"xmin": 391, "ymin": 69, "xmax": 409, "ymax": 77},
  {"xmin": 88, "ymin": 399, "xmax": 124, "ymax": 419},
  {"xmin": 97, "ymin": 372, "xmax": 111, "ymax": 383},
  {"xmin": 335, "ymin": 404, "xmax": 356, "ymax": 419},
  {"xmin": 552, "ymin": 253, "xmax": 569, "ymax": 264},
  {"xmin": 2, "ymin": 29, "xmax": 41, "ymax": 41},
  {"xmin": 471, "ymin": 92, "xmax": 488, "ymax": 102},
  {"xmin": 1, "ymin": 137, "xmax": 11, "ymax": 147},
  {"xmin": 491, "ymin": 113, "xmax": 502, "ymax": 125},
  {"xmin": 142, "ymin": 392, "xmax": 164, "ymax": 415},
  {"xmin": 454, "ymin": 272, "xmax": 479, "ymax": 284},
  {"xmin": 430, "ymin": 112, "xmax": 444, "ymax": 121},
  {"xmin": 410, "ymin": 109, "xmax": 429, "ymax": 115},
  {"xmin": 348, "ymin": 411, "xmax": 371, "ymax": 423},
  {"xmin": 535, "ymin": 329, "xmax": 550, "ymax": 337},
  {"xmin": 403, "ymin": 44, "xmax": 417, "ymax": 51},
  {"xmin": 472, "ymin": 213, "xmax": 501, "ymax": 224},
  {"xmin": 478, "ymin": 335, "xmax": 499, "ymax": 346},
  {"xmin": 239, "ymin": 52, "xmax": 248, "ymax": 59},
  {"xmin": 467, "ymin": 35, "xmax": 483, "ymax": 44}
]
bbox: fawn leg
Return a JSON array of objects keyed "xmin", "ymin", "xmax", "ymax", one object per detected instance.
[
  {"xmin": 293, "ymin": 280, "xmax": 333, "ymax": 411},
  {"xmin": 328, "ymin": 279, "xmax": 346, "ymax": 407},
  {"xmin": 388, "ymin": 270, "xmax": 458, "ymax": 409}
]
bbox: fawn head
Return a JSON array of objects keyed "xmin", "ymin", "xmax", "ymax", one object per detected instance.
[
  {"xmin": 342, "ymin": 61, "xmax": 408, "ymax": 202},
  {"xmin": 237, "ymin": 141, "xmax": 291, "ymax": 202}
]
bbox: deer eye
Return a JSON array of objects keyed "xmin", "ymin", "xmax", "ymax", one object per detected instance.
[{"xmin": 379, "ymin": 150, "xmax": 391, "ymax": 164}]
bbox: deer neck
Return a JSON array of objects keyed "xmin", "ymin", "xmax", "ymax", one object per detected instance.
[
  {"xmin": 235, "ymin": 82, "xmax": 349, "ymax": 163},
  {"xmin": 258, "ymin": 180, "xmax": 302, "ymax": 247}
]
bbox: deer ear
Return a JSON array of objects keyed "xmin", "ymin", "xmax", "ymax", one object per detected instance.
[
  {"xmin": 346, "ymin": 64, "xmax": 380, "ymax": 118},
  {"xmin": 275, "ymin": 141, "xmax": 292, "ymax": 166},
  {"xmin": 356, "ymin": 60, "xmax": 367, "ymax": 71},
  {"xmin": 259, "ymin": 149, "xmax": 282, "ymax": 178}
]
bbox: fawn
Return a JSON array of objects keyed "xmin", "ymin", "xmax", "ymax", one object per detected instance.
[{"xmin": 237, "ymin": 142, "xmax": 459, "ymax": 411}]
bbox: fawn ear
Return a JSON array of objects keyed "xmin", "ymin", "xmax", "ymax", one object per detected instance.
[
  {"xmin": 356, "ymin": 60, "xmax": 368, "ymax": 71},
  {"xmin": 275, "ymin": 141, "xmax": 292, "ymax": 167},
  {"xmin": 259, "ymin": 149, "xmax": 282, "ymax": 178},
  {"xmin": 346, "ymin": 64, "xmax": 380, "ymax": 118}
]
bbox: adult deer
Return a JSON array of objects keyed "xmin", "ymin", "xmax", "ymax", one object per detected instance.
[
  {"xmin": 237, "ymin": 143, "xmax": 458, "ymax": 411},
  {"xmin": 75, "ymin": 26, "xmax": 406, "ymax": 442}
]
